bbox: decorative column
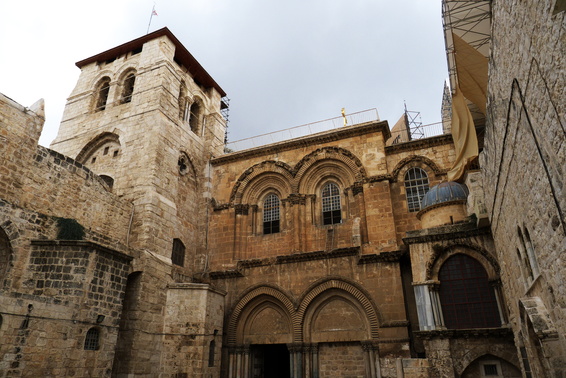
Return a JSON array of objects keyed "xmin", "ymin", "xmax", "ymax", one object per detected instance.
[
  {"xmin": 429, "ymin": 282, "xmax": 445, "ymax": 329},
  {"xmin": 289, "ymin": 194, "xmax": 306, "ymax": 252},
  {"xmin": 234, "ymin": 205, "xmax": 249, "ymax": 260},
  {"xmin": 413, "ymin": 283, "xmax": 436, "ymax": 330},
  {"xmin": 304, "ymin": 343, "xmax": 319, "ymax": 378},
  {"xmin": 490, "ymin": 278, "xmax": 507, "ymax": 326},
  {"xmin": 361, "ymin": 341, "xmax": 381, "ymax": 378},
  {"xmin": 352, "ymin": 182, "xmax": 369, "ymax": 245},
  {"xmin": 288, "ymin": 343, "xmax": 304, "ymax": 378},
  {"xmin": 228, "ymin": 346, "xmax": 236, "ymax": 378}
]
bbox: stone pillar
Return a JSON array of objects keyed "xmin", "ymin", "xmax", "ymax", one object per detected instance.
[
  {"xmin": 288, "ymin": 343, "xmax": 304, "ymax": 378},
  {"xmin": 304, "ymin": 343, "xmax": 319, "ymax": 378},
  {"xmin": 352, "ymin": 183, "xmax": 369, "ymax": 244},
  {"xmin": 234, "ymin": 205, "xmax": 248, "ymax": 260},
  {"xmin": 429, "ymin": 283, "xmax": 445, "ymax": 329},
  {"xmin": 362, "ymin": 341, "xmax": 381, "ymax": 378},
  {"xmin": 289, "ymin": 194, "xmax": 306, "ymax": 252},
  {"xmin": 490, "ymin": 279, "xmax": 507, "ymax": 326}
]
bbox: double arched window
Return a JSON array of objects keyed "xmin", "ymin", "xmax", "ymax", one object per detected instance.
[
  {"xmin": 404, "ymin": 167, "xmax": 429, "ymax": 212},
  {"xmin": 263, "ymin": 194, "xmax": 280, "ymax": 234},
  {"xmin": 321, "ymin": 182, "xmax": 342, "ymax": 225}
]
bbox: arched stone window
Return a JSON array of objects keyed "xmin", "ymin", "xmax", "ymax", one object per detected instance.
[
  {"xmin": 0, "ymin": 227, "xmax": 12, "ymax": 289},
  {"xmin": 189, "ymin": 99, "xmax": 203, "ymax": 135},
  {"xmin": 99, "ymin": 175, "xmax": 114, "ymax": 191},
  {"xmin": 439, "ymin": 254, "xmax": 501, "ymax": 329},
  {"xmin": 321, "ymin": 182, "xmax": 342, "ymax": 225},
  {"xmin": 121, "ymin": 71, "xmax": 136, "ymax": 104},
  {"xmin": 263, "ymin": 193, "xmax": 280, "ymax": 234},
  {"xmin": 94, "ymin": 77, "xmax": 111, "ymax": 111},
  {"xmin": 404, "ymin": 167, "xmax": 430, "ymax": 212},
  {"xmin": 84, "ymin": 327, "xmax": 100, "ymax": 350},
  {"xmin": 172, "ymin": 238, "xmax": 185, "ymax": 267}
]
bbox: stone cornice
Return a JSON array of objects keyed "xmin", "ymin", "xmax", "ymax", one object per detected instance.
[
  {"xmin": 30, "ymin": 239, "xmax": 133, "ymax": 262},
  {"xmin": 209, "ymin": 247, "xmax": 361, "ymax": 279},
  {"xmin": 385, "ymin": 134, "xmax": 453, "ymax": 154},
  {"xmin": 211, "ymin": 121, "xmax": 389, "ymax": 165},
  {"xmin": 358, "ymin": 250, "xmax": 405, "ymax": 264},
  {"xmin": 414, "ymin": 327, "xmax": 513, "ymax": 340},
  {"xmin": 403, "ymin": 221, "xmax": 491, "ymax": 245}
]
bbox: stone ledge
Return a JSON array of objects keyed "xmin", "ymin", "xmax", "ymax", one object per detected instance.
[
  {"xmin": 358, "ymin": 250, "xmax": 405, "ymax": 264},
  {"xmin": 30, "ymin": 239, "xmax": 133, "ymax": 262},
  {"xmin": 414, "ymin": 327, "xmax": 513, "ymax": 340},
  {"xmin": 403, "ymin": 220, "xmax": 491, "ymax": 245},
  {"xmin": 385, "ymin": 134, "xmax": 453, "ymax": 154}
]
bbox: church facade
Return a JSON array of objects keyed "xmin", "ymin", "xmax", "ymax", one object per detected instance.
[{"xmin": 0, "ymin": 1, "xmax": 564, "ymax": 377}]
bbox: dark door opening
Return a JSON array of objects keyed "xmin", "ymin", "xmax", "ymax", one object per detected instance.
[{"xmin": 251, "ymin": 344, "xmax": 290, "ymax": 378}]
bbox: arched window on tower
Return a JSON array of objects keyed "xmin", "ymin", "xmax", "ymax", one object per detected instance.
[
  {"xmin": 189, "ymin": 100, "xmax": 203, "ymax": 135},
  {"xmin": 404, "ymin": 167, "xmax": 430, "ymax": 212},
  {"xmin": 121, "ymin": 72, "xmax": 136, "ymax": 104},
  {"xmin": 322, "ymin": 182, "xmax": 342, "ymax": 225},
  {"xmin": 263, "ymin": 193, "xmax": 280, "ymax": 234},
  {"xmin": 172, "ymin": 238, "xmax": 185, "ymax": 267},
  {"xmin": 95, "ymin": 77, "xmax": 111, "ymax": 111},
  {"xmin": 439, "ymin": 254, "xmax": 501, "ymax": 329}
]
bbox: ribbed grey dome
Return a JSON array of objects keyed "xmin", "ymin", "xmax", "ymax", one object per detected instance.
[{"xmin": 420, "ymin": 181, "xmax": 468, "ymax": 210}]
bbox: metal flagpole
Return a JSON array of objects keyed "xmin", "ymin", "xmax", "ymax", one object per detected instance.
[{"xmin": 146, "ymin": 5, "xmax": 157, "ymax": 34}]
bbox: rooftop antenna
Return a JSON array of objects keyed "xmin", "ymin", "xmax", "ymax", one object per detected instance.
[{"xmin": 146, "ymin": 4, "xmax": 158, "ymax": 34}]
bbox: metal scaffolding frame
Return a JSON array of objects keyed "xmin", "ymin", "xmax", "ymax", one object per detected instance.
[{"xmin": 442, "ymin": 0, "xmax": 491, "ymax": 95}]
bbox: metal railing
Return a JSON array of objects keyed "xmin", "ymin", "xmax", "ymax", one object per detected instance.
[{"xmin": 225, "ymin": 109, "xmax": 380, "ymax": 152}]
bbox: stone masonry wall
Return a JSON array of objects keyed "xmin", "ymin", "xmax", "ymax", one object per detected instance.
[{"xmin": 481, "ymin": 1, "xmax": 565, "ymax": 375}]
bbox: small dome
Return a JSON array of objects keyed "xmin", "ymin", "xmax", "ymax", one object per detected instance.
[{"xmin": 420, "ymin": 181, "xmax": 468, "ymax": 210}]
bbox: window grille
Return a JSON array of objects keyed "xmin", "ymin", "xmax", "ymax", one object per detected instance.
[
  {"xmin": 263, "ymin": 194, "xmax": 280, "ymax": 234},
  {"xmin": 404, "ymin": 167, "xmax": 429, "ymax": 212},
  {"xmin": 84, "ymin": 327, "xmax": 100, "ymax": 350},
  {"xmin": 172, "ymin": 239, "xmax": 185, "ymax": 267},
  {"xmin": 322, "ymin": 183, "xmax": 341, "ymax": 225},
  {"xmin": 439, "ymin": 254, "xmax": 501, "ymax": 329},
  {"xmin": 483, "ymin": 364, "xmax": 499, "ymax": 375}
]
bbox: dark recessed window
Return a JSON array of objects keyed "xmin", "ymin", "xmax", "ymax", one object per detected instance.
[
  {"xmin": 263, "ymin": 194, "xmax": 280, "ymax": 234},
  {"xmin": 172, "ymin": 238, "xmax": 185, "ymax": 267},
  {"xmin": 404, "ymin": 167, "xmax": 429, "ymax": 212},
  {"xmin": 95, "ymin": 77, "xmax": 111, "ymax": 111},
  {"xmin": 439, "ymin": 254, "xmax": 501, "ymax": 329},
  {"xmin": 84, "ymin": 327, "xmax": 100, "ymax": 350},
  {"xmin": 322, "ymin": 182, "xmax": 341, "ymax": 225},
  {"xmin": 121, "ymin": 72, "xmax": 136, "ymax": 104}
]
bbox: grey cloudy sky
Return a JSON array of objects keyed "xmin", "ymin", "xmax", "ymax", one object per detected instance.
[{"xmin": 0, "ymin": 0, "xmax": 447, "ymax": 147}]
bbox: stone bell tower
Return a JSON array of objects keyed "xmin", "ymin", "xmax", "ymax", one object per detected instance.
[{"xmin": 50, "ymin": 27, "xmax": 228, "ymax": 269}]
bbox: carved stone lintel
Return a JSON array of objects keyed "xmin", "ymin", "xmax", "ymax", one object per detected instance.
[{"xmin": 288, "ymin": 193, "xmax": 307, "ymax": 205}]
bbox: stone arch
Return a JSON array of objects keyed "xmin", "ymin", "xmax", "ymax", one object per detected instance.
[
  {"xmin": 227, "ymin": 285, "xmax": 298, "ymax": 346},
  {"xmin": 294, "ymin": 147, "xmax": 366, "ymax": 192},
  {"xmin": 230, "ymin": 161, "xmax": 294, "ymax": 204},
  {"xmin": 457, "ymin": 351, "xmax": 521, "ymax": 377},
  {"xmin": 91, "ymin": 75, "xmax": 113, "ymax": 112},
  {"xmin": 297, "ymin": 279, "xmax": 380, "ymax": 341},
  {"xmin": 0, "ymin": 225, "xmax": 14, "ymax": 290},
  {"xmin": 75, "ymin": 132, "xmax": 121, "ymax": 164},
  {"xmin": 426, "ymin": 243, "xmax": 500, "ymax": 281},
  {"xmin": 189, "ymin": 96, "xmax": 205, "ymax": 135},
  {"xmin": 391, "ymin": 155, "xmax": 444, "ymax": 182},
  {"xmin": 117, "ymin": 67, "xmax": 137, "ymax": 104}
]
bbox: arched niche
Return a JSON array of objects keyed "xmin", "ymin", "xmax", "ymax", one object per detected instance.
[{"xmin": 227, "ymin": 286, "xmax": 297, "ymax": 346}]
